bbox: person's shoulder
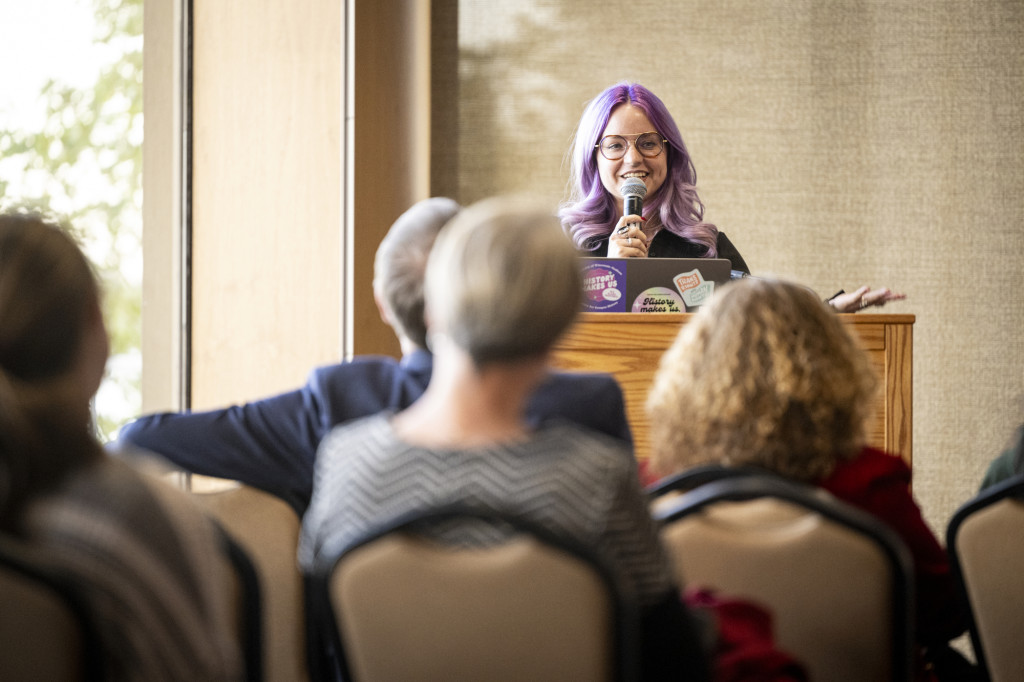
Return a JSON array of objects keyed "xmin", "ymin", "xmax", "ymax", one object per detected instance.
[
  {"xmin": 544, "ymin": 369, "xmax": 619, "ymax": 385},
  {"xmin": 307, "ymin": 355, "xmax": 420, "ymax": 400},
  {"xmin": 98, "ymin": 457, "xmax": 211, "ymax": 516},
  {"xmin": 26, "ymin": 457, "xmax": 213, "ymax": 551},
  {"xmin": 44, "ymin": 456, "xmax": 150, "ymax": 507},
  {"xmin": 857, "ymin": 446, "xmax": 910, "ymax": 473},
  {"xmin": 842, "ymin": 446, "xmax": 909, "ymax": 476},
  {"xmin": 980, "ymin": 442, "xmax": 1020, "ymax": 490},
  {"xmin": 539, "ymin": 370, "xmax": 623, "ymax": 395},
  {"xmin": 537, "ymin": 421, "xmax": 633, "ymax": 464},
  {"xmin": 715, "ymin": 231, "xmax": 735, "ymax": 250},
  {"xmin": 309, "ymin": 355, "xmax": 402, "ymax": 380},
  {"xmin": 309, "ymin": 352, "xmax": 433, "ymax": 387},
  {"xmin": 821, "ymin": 446, "xmax": 910, "ymax": 494},
  {"xmin": 319, "ymin": 412, "xmax": 395, "ymax": 452},
  {"xmin": 527, "ymin": 371, "xmax": 631, "ymax": 444}
]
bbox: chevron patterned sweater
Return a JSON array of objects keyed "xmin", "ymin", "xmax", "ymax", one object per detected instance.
[{"xmin": 299, "ymin": 413, "xmax": 675, "ymax": 606}]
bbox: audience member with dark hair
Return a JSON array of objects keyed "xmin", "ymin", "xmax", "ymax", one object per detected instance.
[
  {"xmin": 646, "ymin": 276, "xmax": 970, "ymax": 678},
  {"xmin": 300, "ymin": 197, "xmax": 710, "ymax": 681},
  {"xmin": 0, "ymin": 211, "xmax": 240, "ymax": 680},
  {"xmin": 560, "ymin": 81, "xmax": 904, "ymax": 312},
  {"xmin": 116, "ymin": 197, "xmax": 633, "ymax": 515}
]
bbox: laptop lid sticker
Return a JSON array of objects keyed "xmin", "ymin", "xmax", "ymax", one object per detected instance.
[
  {"xmin": 674, "ymin": 269, "xmax": 715, "ymax": 308},
  {"xmin": 631, "ymin": 287, "xmax": 685, "ymax": 313},
  {"xmin": 581, "ymin": 261, "xmax": 627, "ymax": 312}
]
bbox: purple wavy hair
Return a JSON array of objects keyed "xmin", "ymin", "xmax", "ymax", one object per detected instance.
[{"xmin": 558, "ymin": 82, "xmax": 718, "ymax": 255}]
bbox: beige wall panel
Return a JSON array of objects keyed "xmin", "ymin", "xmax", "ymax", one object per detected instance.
[
  {"xmin": 190, "ymin": 0, "xmax": 343, "ymax": 409},
  {"xmin": 451, "ymin": 0, "xmax": 1024, "ymax": 536}
]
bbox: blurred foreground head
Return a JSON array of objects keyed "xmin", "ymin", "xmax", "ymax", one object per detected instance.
[
  {"xmin": 424, "ymin": 197, "xmax": 583, "ymax": 366},
  {"xmin": 0, "ymin": 211, "xmax": 107, "ymax": 524}
]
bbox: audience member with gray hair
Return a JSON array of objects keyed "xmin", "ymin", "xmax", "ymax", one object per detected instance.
[{"xmin": 301, "ymin": 197, "xmax": 708, "ymax": 680}]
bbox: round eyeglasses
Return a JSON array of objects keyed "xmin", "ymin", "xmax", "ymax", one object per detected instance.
[{"xmin": 595, "ymin": 132, "xmax": 667, "ymax": 160}]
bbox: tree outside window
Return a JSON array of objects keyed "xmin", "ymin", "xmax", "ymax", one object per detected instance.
[{"xmin": 0, "ymin": 0, "xmax": 144, "ymax": 441}]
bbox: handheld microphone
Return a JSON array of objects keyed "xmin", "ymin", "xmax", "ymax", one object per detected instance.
[{"xmin": 622, "ymin": 178, "xmax": 647, "ymax": 218}]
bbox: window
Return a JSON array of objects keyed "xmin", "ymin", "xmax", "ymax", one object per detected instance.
[{"xmin": 0, "ymin": 0, "xmax": 144, "ymax": 441}]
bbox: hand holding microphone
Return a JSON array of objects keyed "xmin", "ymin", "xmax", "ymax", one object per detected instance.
[{"xmin": 608, "ymin": 178, "xmax": 649, "ymax": 258}]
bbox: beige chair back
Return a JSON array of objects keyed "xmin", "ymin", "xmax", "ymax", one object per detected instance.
[
  {"xmin": 655, "ymin": 476, "xmax": 913, "ymax": 682},
  {"xmin": 0, "ymin": 536, "xmax": 101, "ymax": 681},
  {"xmin": 948, "ymin": 475, "xmax": 1024, "ymax": 682},
  {"xmin": 312, "ymin": 509, "xmax": 632, "ymax": 682},
  {"xmin": 195, "ymin": 483, "xmax": 306, "ymax": 682}
]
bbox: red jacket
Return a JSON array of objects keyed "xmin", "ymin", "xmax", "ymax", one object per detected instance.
[{"xmin": 817, "ymin": 447, "xmax": 968, "ymax": 645}]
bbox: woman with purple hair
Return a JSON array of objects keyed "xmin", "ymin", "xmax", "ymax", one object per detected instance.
[
  {"xmin": 560, "ymin": 82, "xmax": 749, "ymax": 270},
  {"xmin": 560, "ymin": 82, "xmax": 904, "ymax": 311}
]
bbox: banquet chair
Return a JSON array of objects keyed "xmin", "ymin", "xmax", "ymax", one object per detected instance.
[
  {"xmin": 947, "ymin": 473, "xmax": 1024, "ymax": 682},
  {"xmin": 197, "ymin": 483, "xmax": 305, "ymax": 682},
  {"xmin": 654, "ymin": 475, "xmax": 914, "ymax": 682},
  {"xmin": 308, "ymin": 506, "xmax": 638, "ymax": 682},
  {"xmin": 0, "ymin": 535, "xmax": 103, "ymax": 681}
]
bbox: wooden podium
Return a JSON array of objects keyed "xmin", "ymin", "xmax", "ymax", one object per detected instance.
[{"xmin": 551, "ymin": 313, "xmax": 914, "ymax": 465}]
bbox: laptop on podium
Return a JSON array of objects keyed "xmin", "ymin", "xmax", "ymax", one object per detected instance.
[{"xmin": 580, "ymin": 257, "xmax": 735, "ymax": 313}]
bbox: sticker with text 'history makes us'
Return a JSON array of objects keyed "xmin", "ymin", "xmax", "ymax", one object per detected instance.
[
  {"xmin": 581, "ymin": 261, "xmax": 626, "ymax": 312},
  {"xmin": 631, "ymin": 287, "xmax": 684, "ymax": 313}
]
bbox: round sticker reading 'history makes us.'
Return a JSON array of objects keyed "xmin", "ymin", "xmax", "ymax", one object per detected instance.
[{"xmin": 631, "ymin": 287, "xmax": 684, "ymax": 313}]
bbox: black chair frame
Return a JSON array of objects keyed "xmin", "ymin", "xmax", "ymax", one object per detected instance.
[{"xmin": 645, "ymin": 463, "xmax": 780, "ymax": 499}]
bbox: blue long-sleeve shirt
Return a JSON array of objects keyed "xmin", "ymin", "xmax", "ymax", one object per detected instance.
[{"xmin": 116, "ymin": 350, "xmax": 633, "ymax": 515}]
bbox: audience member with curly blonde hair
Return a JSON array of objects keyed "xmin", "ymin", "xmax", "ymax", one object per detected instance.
[
  {"xmin": 646, "ymin": 277, "xmax": 969, "ymax": 675},
  {"xmin": 647, "ymin": 276, "xmax": 876, "ymax": 481}
]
